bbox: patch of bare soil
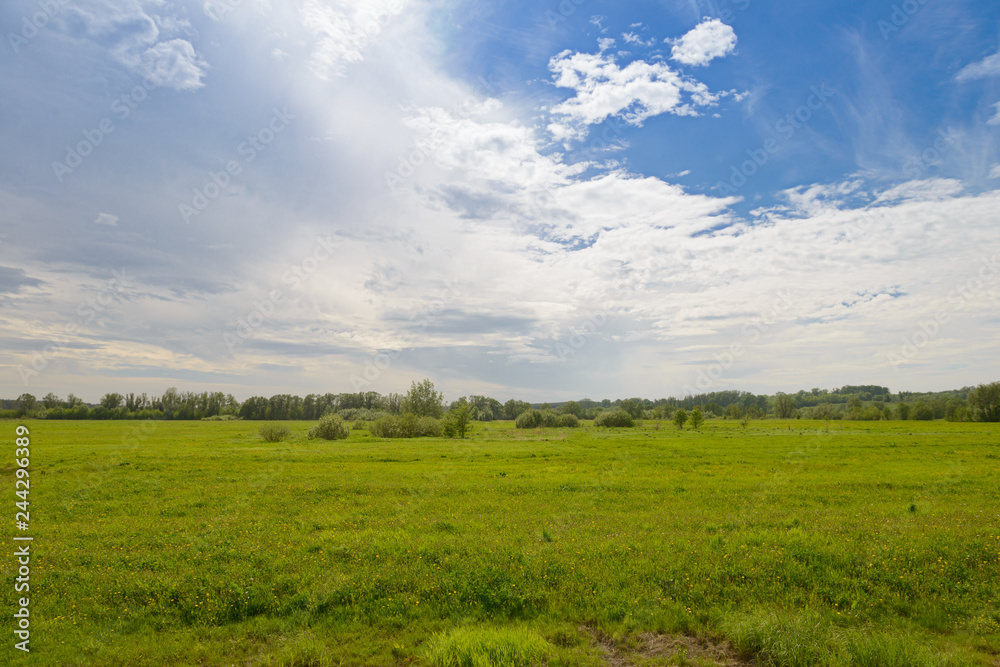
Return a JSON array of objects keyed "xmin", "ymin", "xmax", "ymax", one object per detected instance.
[{"xmin": 580, "ymin": 626, "xmax": 754, "ymax": 666}]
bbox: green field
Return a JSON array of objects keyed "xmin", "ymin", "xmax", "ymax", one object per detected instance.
[{"xmin": 3, "ymin": 419, "xmax": 999, "ymax": 666}]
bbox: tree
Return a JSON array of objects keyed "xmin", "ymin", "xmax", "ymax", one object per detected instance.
[
  {"xmin": 673, "ymin": 409, "xmax": 688, "ymax": 430},
  {"xmin": 66, "ymin": 393, "xmax": 84, "ymax": 408},
  {"xmin": 443, "ymin": 402, "xmax": 472, "ymax": 439},
  {"xmin": 774, "ymin": 393, "xmax": 796, "ymax": 419},
  {"xmin": 16, "ymin": 393, "xmax": 37, "ymax": 416},
  {"xmin": 100, "ymin": 393, "xmax": 124, "ymax": 410},
  {"xmin": 42, "ymin": 392, "xmax": 61, "ymax": 409},
  {"xmin": 161, "ymin": 387, "xmax": 180, "ymax": 419},
  {"xmin": 912, "ymin": 402, "xmax": 934, "ymax": 421},
  {"xmin": 690, "ymin": 408, "xmax": 704, "ymax": 430},
  {"xmin": 402, "ymin": 379, "xmax": 444, "ymax": 418},
  {"xmin": 503, "ymin": 399, "xmax": 531, "ymax": 420},
  {"xmin": 965, "ymin": 382, "xmax": 1000, "ymax": 422}
]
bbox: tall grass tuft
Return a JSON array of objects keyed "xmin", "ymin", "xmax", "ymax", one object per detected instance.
[{"xmin": 422, "ymin": 626, "xmax": 550, "ymax": 667}]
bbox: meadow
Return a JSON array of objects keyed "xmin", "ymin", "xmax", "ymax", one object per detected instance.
[{"xmin": 2, "ymin": 418, "xmax": 999, "ymax": 666}]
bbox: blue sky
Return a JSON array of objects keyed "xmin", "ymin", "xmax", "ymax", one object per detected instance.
[{"xmin": 1, "ymin": 0, "xmax": 999, "ymax": 403}]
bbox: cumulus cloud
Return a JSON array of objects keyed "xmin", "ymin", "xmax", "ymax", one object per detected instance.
[
  {"xmin": 138, "ymin": 39, "xmax": 209, "ymax": 91},
  {"xmin": 547, "ymin": 49, "xmax": 725, "ymax": 140},
  {"xmin": 956, "ymin": 50, "xmax": 1000, "ymax": 82},
  {"xmin": 58, "ymin": 0, "xmax": 208, "ymax": 90},
  {"xmin": 670, "ymin": 18, "xmax": 737, "ymax": 67}
]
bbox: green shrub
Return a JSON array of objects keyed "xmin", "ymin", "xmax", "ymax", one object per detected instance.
[
  {"xmin": 258, "ymin": 423, "xmax": 291, "ymax": 442},
  {"xmin": 594, "ymin": 409, "xmax": 634, "ymax": 428},
  {"xmin": 423, "ymin": 625, "xmax": 550, "ymax": 667},
  {"xmin": 556, "ymin": 414, "xmax": 579, "ymax": 428},
  {"xmin": 416, "ymin": 416, "xmax": 443, "ymax": 437},
  {"xmin": 370, "ymin": 414, "xmax": 442, "ymax": 438},
  {"xmin": 308, "ymin": 414, "xmax": 350, "ymax": 440},
  {"xmin": 514, "ymin": 409, "xmax": 543, "ymax": 429},
  {"xmin": 540, "ymin": 410, "xmax": 559, "ymax": 427}
]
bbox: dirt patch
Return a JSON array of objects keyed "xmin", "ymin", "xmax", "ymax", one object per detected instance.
[{"xmin": 581, "ymin": 626, "xmax": 753, "ymax": 666}]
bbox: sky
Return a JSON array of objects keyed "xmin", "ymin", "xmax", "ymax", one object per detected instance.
[{"xmin": 1, "ymin": 0, "xmax": 999, "ymax": 404}]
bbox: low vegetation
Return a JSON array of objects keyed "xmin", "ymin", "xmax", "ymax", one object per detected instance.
[
  {"xmin": 7, "ymin": 418, "xmax": 997, "ymax": 665},
  {"xmin": 307, "ymin": 413, "xmax": 350, "ymax": 440},
  {"xmin": 257, "ymin": 422, "xmax": 290, "ymax": 442}
]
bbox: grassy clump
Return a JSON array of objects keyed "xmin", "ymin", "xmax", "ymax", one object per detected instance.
[
  {"xmin": 423, "ymin": 626, "xmax": 550, "ymax": 667},
  {"xmin": 725, "ymin": 610, "xmax": 946, "ymax": 667},
  {"xmin": 258, "ymin": 422, "xmax": 291, "ymax": 442},
  {"xmin": 307, "ymin": 413, "xmax": 350, "ymax": 440}
]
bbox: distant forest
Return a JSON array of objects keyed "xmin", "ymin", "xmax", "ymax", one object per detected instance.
[{"xmin": 3, "ymin": 382, "xmax": 999, "ymax": 423}]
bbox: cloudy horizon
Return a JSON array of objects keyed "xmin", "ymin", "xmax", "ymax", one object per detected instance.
[{"xmin": 2, "ymin": 0, "xmax": 999, "ymax": 404}]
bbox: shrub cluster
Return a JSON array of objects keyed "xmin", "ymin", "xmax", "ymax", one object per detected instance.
[
  {"xmin": 594, "ymin": 408, "xmax": 635, "ymax": 428},
  {"xmin": 308, "ymin": 414, "xmax": 350, "ymax": 440},
  {"xmin": 258, "ymin": 422, "xmax": 291, "ymax": 442},
  {"xmin": 370, "ymin": 414, "xmax": 442, "ymax": 438},
  {"xmin": 515, "ymin": 409, "xmax": 581, "ymax": 428},
  {"xmin": 515, "ymin": 409, "xmax": 543, "ymax": 429}
]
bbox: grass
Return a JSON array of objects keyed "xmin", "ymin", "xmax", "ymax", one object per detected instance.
[{"xmin": 0, "ymin": 418, "xmax": 998, "ymax": 665}]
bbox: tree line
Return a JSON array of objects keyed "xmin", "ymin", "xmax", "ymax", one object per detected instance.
[{"xmin": 3, "ymin": 381, "xmax": 999, "ymax": 423}]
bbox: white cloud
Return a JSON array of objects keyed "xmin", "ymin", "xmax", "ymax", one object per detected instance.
[
  {"xmin": 301, "ymin": 0, "xmax": 410, "ymax": 79},
  {"xmin": 670, "ymin": 18, "xmax": 737, "ymax": 67},
  {"xmin": 60, "ymin": 1, "xmax": 208, "ymax": 91},
  {"xmin": 989, "ymin": 102, "xmax": 1000, "ymax": 125},
  {"xmin": 547, "ymin": 49, "xmax": 725, "ymax": 140},
  {"xmin": 873, "ymin": 178, "xmax": 964, "ymax": 205},
  {"xmin": 94, "ymin": 213, "xmax": 119, "ymax": 226},
  {"xmin": 990, "ymin": 165, "xmax": 1000, "ymax": 179},
  {"xmin": 138, "ymin": 39, "xmax": 209, "ymax": 91},
  {"xmin": 955, "ymin": 51, "xmax": 1000, "ymax": 82}
]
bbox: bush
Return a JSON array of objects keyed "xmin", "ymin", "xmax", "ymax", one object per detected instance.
[
  {"xmin": 594, "ymin": 409, "xmax": 634, "ymax": 428},
  {"xmin": 557, "ymin": 414, "xmax": 580, "ymax": 428},
  {"xmin": 308, "ymin": 414, "xmax": 350, "ymax": 440},
  {"xmin": 369, "ymin": 414, "xmax": 441, "ymax": 438},
  {"xmin": 259, "ymin": 423, "xmax": 291, "ymax": 442},
  {"xmin": 515, "ymin": 409, "xmax": 543, "ymax": 429},
  {"xmin": 416, "ymin": 416, "xmax": 443, "ymax": 437},
  {"xmin": 202, "ymin": 414, "xmax": 240, "ymax": 421},
  {"xmin": 540, "ymin": 410, "xmax": 560, "ymax": 427}
]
